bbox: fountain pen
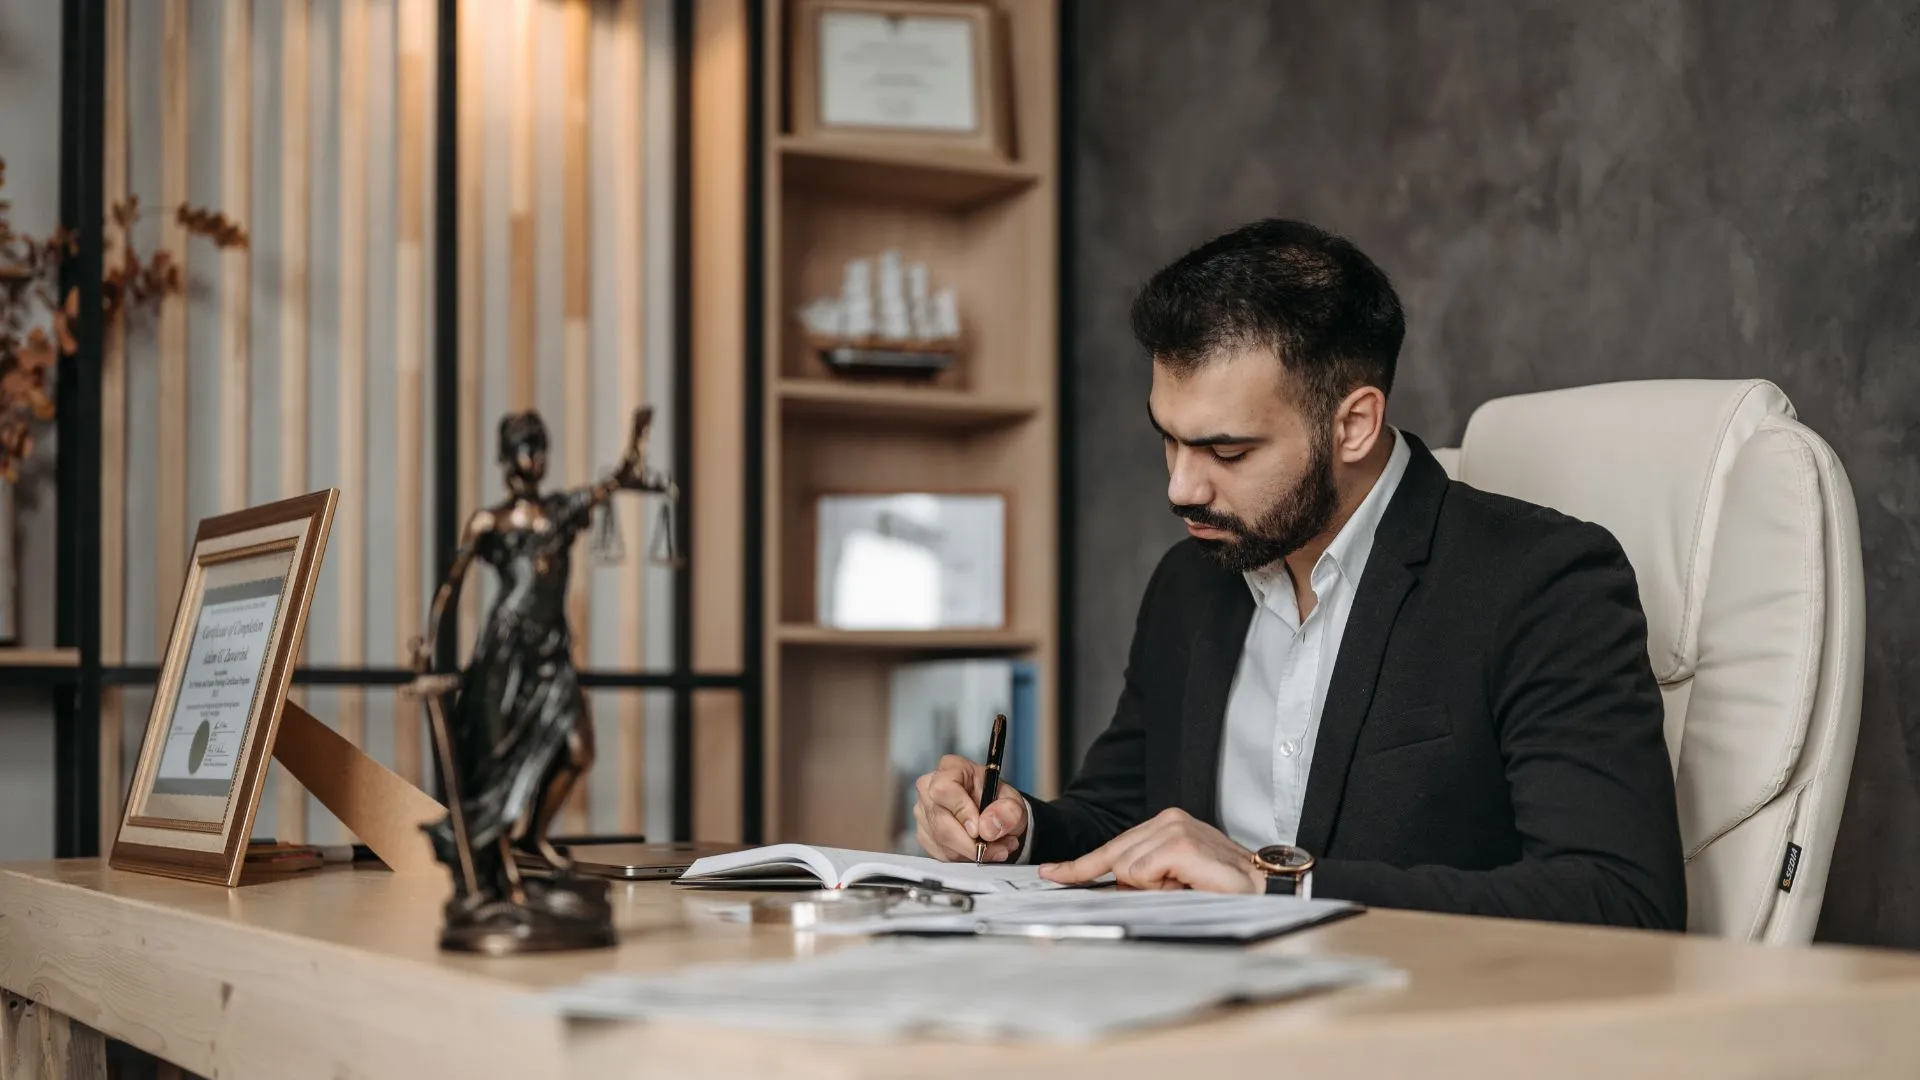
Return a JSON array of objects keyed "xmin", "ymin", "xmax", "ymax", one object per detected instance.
[{"xmin": 974, "ymin": 713, "xmax": 1009, "ymax": 866}]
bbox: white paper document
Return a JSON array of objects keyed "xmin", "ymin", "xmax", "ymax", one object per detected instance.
[
  {"xmin": 676, "ymin": 844, "xmax": 1085, "ymax": 894},
  {"xmin": 817, "ymin": 889, "xmax": 1361, "ymax": 943},
  {"xmin": 540, "ymin": 939, "xmax": 1399, "ymax": 1042},
  {"xmin": 153, "ymin": 576, "xmax": 283, "ymax": 796}
]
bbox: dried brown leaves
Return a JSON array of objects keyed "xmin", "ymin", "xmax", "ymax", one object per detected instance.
[{"xmin": 0, "ymin": 156, "xmax": 247, "ymax": 480}]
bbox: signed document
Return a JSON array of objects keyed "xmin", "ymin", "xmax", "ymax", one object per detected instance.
[{"xmin": 152, "ymin": 576, "xmax": 284, "ymax": 797}]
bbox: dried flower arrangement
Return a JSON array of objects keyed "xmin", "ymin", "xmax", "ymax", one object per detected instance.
[{"xmin": 0, "ymin": 155, "xmax": 248, "ymax": 482}]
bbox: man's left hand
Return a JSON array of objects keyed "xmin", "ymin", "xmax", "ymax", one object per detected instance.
[{"xmin": 1038, "ymin": 808, "xmax": 1265, "ymax": 893}]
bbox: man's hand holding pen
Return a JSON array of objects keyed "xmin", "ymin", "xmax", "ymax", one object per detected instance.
[{"xmin": 913, "ymin": 754, "xmax": 1029, "ymax": 864}]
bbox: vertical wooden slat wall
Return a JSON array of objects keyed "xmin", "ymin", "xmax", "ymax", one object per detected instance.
[
  {"xmin": 97, "ymin": 0, "xmax": 129, "ymax": 853},
  {"xmin": 508, "ymin": 0, "xmax": 537, "ymax": 413},
  {"xmin": 99, "ymin": 0, "xmax": 680, "ymax": 844},
  {"xmin": 219, "ymin": 0, "xmax": 252, "ymax": 514},
  {"xmin": 560, "ymin": 0, "xmax": 594, "ymax": 833},
  {"xmin": 691, "ymin": 0, "xmax": 749, "ymax": 842},
  {"xmin": 276, "ymin": 0, "xmax": 313, "ymax": 844},
  {"xmin": 217, "ymin": 0, "xmax": 252, "ymax": 835},
  {"xmin": 156, "ymin": 0, "xmax": 188, "ymax": 645},
  {"xmin": 454, "ymin": 0, "xmax": 483, "ymax": 666},
  {"xmin": 612, "ymin": 0, "xmax": 649, "ymax": 837},
  {"xmin": 393, "ymin": 0, "xmax": 431, "ymax": 788},
  {"xmin": 456, "ymin": 0, "xmax": 673, "ymax": 838},
  {"xmin": 337, "ymin": 0, "xmax": 371, "ymax": 791}
]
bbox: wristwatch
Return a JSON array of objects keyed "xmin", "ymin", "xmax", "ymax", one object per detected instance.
[{"xmin": 1251, "ymin": 844, "xmax": 1315, "ymax": 899}]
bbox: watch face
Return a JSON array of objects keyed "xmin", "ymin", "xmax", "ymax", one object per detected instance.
[{"xmin": 1258, "ymin": 845, "xmax": 1307, "ymax": 872}]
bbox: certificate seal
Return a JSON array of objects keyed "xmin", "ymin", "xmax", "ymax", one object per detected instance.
[{"xmin": 188, "ymin": 720, "xmax": 211, "ymax": 774}]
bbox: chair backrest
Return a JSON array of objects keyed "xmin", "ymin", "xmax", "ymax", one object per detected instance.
[{"xmin": 1434, "ymin": 379, "xmax": 1864, "ymax": 943}]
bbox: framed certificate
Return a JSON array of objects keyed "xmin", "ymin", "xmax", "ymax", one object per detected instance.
[
  {"xmin": 815, "ymin": 491, "xmax": 1006, "ymax": 630},
  {"xmin": 110, "ymin": 490, "xmax": 337, "ymax": 885},
  {"xmin": 791, "ymin": 0, "xmax": 1007, "ymax": 156}
]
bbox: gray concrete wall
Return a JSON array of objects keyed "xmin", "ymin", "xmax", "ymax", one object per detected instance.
[{"xmin": 1067, "ymin": 0, "xmax": 1920, "ymax": 947}]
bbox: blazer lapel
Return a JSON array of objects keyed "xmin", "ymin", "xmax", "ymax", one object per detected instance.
[
  {"xmin": 1295, "ymin": 432, "xmax": 1449, "ymax": 854},
  {"xmin": 1293, "ymin": 559, "xmax": 1415, "ymax": 853},
  {"xmin": 1177, "ymin": 576, "xmax": 1255, "ymax": 824}
]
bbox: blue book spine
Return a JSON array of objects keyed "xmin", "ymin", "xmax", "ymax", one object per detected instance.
[{"xmin": 1009, "ymin": 660, "xmax": 1039, "ymax": 795}]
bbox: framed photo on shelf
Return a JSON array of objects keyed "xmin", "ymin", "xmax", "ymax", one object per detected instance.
[
  {"xmin": 816, "ymin": 491, "xmax": 1006, "ymax": 631},
  {"xmin": 109, "ymin": 490, "xmax": 338, "ymax": 886},
  {"xmin": 790, "ymin": 0, "xmax": 1009, "ymax": 157}
]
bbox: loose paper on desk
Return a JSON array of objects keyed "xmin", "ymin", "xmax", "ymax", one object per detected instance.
[
  {"xmin": 675, "ymin": 843, "xmax": 1104, "ymax": 894},
  {"xmin": 820, "ymin": 889, "xmax": 1361, "ymax": 944},
  {"xmin": 540, "ymin": 939, "xmax": 1401, "ymax": 1043}
]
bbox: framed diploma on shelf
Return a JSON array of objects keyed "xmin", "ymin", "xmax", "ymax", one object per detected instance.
[
  {"xmin": 110, "ymin": 490, "xmax": 338, "ymax": 886},
  {"xmin": 816, "ymin": 491, "xmax": 1006, "ymax": 631},
  {"xmin": 791, "ymin": 0, "xmax": 1008, "ymax": 157}
]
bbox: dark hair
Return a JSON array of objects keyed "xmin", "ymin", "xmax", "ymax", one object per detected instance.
[
  {"xmin": 498, "ymin": 411, "xmax": 548, "ymax": 461},
  {"xmin": 1130, "ymin": 218, "xmax": 1404, "ymax": 424}
]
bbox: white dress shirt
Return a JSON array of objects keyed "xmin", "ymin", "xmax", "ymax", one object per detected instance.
[
  {"xmin": 1217, "ymin": 428, "xmax": 1410, "ymax": 850},
  {"xmin": 1013, "ymin": 429, "xmax": 1410, "ymax": 866}
]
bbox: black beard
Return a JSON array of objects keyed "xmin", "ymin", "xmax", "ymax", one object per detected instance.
[{"xmin": 1172, "ymin": 430, "xmax": 1339, "ymax": 573}]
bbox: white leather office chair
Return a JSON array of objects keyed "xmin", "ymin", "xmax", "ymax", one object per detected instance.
[{"xmin": 1432, "ymin": 379, "xmax": 1864, "ymax": 943}]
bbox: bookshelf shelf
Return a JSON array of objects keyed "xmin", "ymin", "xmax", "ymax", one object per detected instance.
[
  {"xmin": 777, "ymin": 380, "xmax": 1039, "ymax": 430},
  {"xmin": 776, "ymin": 625, "xmax": 1041, "ymax": 652},
  {"xmin": 777, "ymin": 135, "xmax": 1041, "ymax": 210}
]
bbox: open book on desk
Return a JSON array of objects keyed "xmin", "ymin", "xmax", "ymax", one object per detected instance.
[{"xmin": 675, "ymin": 844, "xmax": 1085, "ymax": 894}]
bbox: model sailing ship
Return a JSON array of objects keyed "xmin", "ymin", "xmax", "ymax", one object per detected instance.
[{"xmin": 797, "ymin": 249, "xmax": 962, "ymax": 377}]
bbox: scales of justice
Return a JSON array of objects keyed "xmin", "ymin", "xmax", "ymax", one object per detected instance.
[{"xmin": 404, "ymin": 405, "xmax": 679, "ymax": 955}]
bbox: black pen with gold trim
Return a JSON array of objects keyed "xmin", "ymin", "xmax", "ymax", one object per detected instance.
[{"xmin": 974, "ymin": 713, "xmax": 1009, "ymax": 866}]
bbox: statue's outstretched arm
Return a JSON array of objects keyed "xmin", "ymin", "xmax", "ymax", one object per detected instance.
[{"xmin": 575, "ymin": 406, "xmax": 675, "ymax": 517}]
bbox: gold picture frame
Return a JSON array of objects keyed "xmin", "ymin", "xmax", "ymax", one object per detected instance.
[
  {"xmin": 110, "ymin": 489, "xmax": 338, "ymax": 886},
  {"xmin": 790, "ymin": 0, "xmax": 1010, "ymax": 158}
]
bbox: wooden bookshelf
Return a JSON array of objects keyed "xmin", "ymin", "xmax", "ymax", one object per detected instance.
[{"xmin": 759, "ymin": 0, "xmax": 1059, "ymax": 850}]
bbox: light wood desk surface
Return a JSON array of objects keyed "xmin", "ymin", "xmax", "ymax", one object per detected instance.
[{"xmin": 3, "ymin": 860, "xmax": 1920, "ymax": 1079}]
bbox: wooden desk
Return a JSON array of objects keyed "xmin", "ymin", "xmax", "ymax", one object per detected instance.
[{"xmin": 3, "ymin": 860, "xmax": 1919, "ymax": 1079}]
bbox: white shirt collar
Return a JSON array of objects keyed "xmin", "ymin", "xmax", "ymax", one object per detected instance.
[{"xmin": 1244, "ymin": 427, "xmax": 1412, "ymax": 611}]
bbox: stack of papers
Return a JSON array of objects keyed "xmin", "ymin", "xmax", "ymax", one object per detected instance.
[
  {"xmin": 541, "ymin": 939, "xmax": 1399, "ymax": 1042},
  {"xmin": 819, "ymin": 889, "xmax": 1361, "ymax": 943}
]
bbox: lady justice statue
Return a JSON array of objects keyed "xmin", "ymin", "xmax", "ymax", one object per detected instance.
[{"xmin": 406, "ymin": 406, "xmax": 676, "ymax": 954}]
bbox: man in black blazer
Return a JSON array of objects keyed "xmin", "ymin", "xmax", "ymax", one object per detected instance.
[{"xmin": 914, "ymin": 219, "xmax": 1687, "ymax": 930}]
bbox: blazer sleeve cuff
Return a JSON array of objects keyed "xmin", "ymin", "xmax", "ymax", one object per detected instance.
[
  {"xmin": 1023, "ymin": 797, "xmax": 1081, "ymax": 865},
  {"xmin": 1011, "ymin": 796, "xmax": 1038, "ymax": 864}
]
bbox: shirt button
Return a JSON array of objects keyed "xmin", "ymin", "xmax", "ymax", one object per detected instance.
[{"xmin": 1279, "ymin": 740, "xmax": 1299, "ymax": 758}]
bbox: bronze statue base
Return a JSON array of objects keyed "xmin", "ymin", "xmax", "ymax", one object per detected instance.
[{"xmin": 439, "ymin": 875, "xmax": 617, "ymax": 956}]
